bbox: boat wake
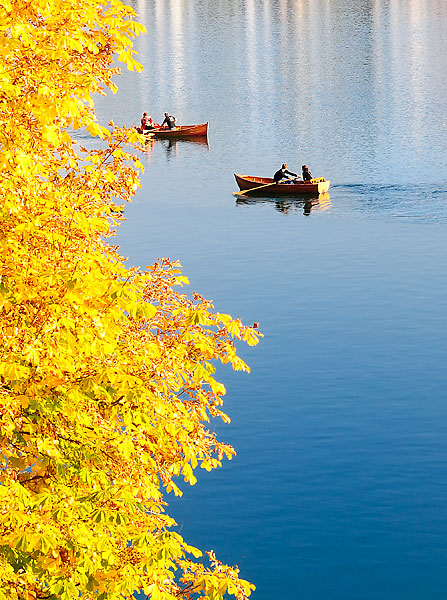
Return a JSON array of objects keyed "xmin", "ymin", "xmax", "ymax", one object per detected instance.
[{"xmin": 330, "ymin": 183, "xmax": 447, "ymax": 224}]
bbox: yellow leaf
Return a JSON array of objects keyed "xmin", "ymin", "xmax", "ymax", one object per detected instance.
[{"xmin": 16, "ymin": 395, "xmax": 29, "ymax": 408}]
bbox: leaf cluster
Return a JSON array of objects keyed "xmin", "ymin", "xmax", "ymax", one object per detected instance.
[{"xmin": 0, "ymin": 1, "xmax": 261, "ymax": 599}]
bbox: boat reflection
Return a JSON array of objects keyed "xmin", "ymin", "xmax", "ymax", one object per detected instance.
[
  {"xmin": 144, "ymin": 134, "xmax": 208, "ymax": 147},
  {"xmin": 163, "ymin": 136, "xmax": 208, "ymax": 148},
  {"xmin": 142, "ymin": 136, "xmax": 155, "ymax": 151},
  {"xmin": 235, "ymin": 192, "xmax": 331, "ymax": 216},
  {"xmin": 142, "ymin": 135, "xmax": 209, "ymax": 161},
  {"xmin": 162, "ymin": 137, "xmax": 209, "ymax": 159}
]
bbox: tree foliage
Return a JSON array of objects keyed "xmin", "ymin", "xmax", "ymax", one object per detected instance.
[{"xmin": 0, "ymin": 1, "xmax": 261, "ymax": 598}]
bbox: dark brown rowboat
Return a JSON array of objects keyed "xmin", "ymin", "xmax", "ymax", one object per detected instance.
[
  {"xmin": 234, "ymin": 173, "xmax": 330, "ymax": 195},
  {"xmin": 149, "ymin": 122, "xmax": 208, "ymax": 138}
]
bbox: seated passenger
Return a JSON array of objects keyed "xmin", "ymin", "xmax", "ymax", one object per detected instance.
[
  {"xmin": 302, "ymin": 165, "xmax": 313, "ymax": 181},
  {"xmin": 273, "ymin": 163, "xmax": 298, "ymax": 183},
  {"xmin": 161, "ymin": 112, "xmax": 177, "ymax": 129},
  {"xmin": 139, "ymin": 112, "xmax": 155, "ymax": 132}
]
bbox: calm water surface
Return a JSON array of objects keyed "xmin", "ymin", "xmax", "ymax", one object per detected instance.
[{"xmin": 95, "ymin": 1, "xmax": 447, "ymax": 598}]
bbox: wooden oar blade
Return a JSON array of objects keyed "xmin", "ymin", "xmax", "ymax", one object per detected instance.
[{"xmin": 233, "ymin": 180, "xmax": 278, "ymax": 196}]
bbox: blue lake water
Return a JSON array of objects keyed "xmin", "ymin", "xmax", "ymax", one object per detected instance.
[{"xmin": 95, "ymin": 1, "xmax": 447, "ymax": 598}]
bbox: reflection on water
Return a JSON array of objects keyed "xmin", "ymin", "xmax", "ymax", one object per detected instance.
[
  {"xmin": 160, "ymin": 137, "xmax": 209, "ymax": 151},
  {"xmin": 117, "ymin": 0, "xmax": 447, "ymax": 185},
  {"xmin": 236, "ymin": 192, "xmax": 331, "ymax": 216},
  {"xmin": 141, "ymin": 136, "xmax": 209, "ymax": 163}
]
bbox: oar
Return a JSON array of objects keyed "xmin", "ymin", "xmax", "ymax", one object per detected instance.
[
  {"xmin": 233, "ymin": 177, "xmax": 302, "ymax": 197},
  {"xmin": 233, "ymin": 180, "xmax": 280, "ymax": 197}
]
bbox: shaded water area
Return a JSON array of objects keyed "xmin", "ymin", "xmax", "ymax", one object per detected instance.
[{"xmin": 94, "ymin": 1, "xmax": 447, "ymax": 598}]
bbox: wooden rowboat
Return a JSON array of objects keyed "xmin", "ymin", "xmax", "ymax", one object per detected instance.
[
  {"xmin": 234, "ymin": 173, "xmax": 330, "ymax": 195},
  {"xmin": 149, "ymin": 122, "xmax": 208, "ymax": 138}
]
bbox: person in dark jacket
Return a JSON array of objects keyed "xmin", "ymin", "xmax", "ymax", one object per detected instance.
[
  {"xmin": 161, "ymin": 112, "xmax": 176, "ymax": 129},
  {"xmin": 302, "ymin": 165, "xmax": 313, "ymax": 181},
  {"xmin": 273, "ymin": 163, "xmax": 298, "ymax": 183}
]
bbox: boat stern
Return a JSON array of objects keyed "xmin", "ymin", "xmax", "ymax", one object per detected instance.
[{"xmin": 318, "ymin": 179, "xmax": 331, "ymax": 194}]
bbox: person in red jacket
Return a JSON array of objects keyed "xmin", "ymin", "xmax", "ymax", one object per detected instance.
[{"xmin": 141, "ymin": 112, "xmax": 155, "ymax": 130}]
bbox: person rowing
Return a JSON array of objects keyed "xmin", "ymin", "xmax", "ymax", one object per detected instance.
[
  {"xmin": 161, "ymin": 112, "xmax": 177, "ymax": 129},
  {"xmin": 273, "ymin": 163, "xmax": 299, "ymax": 183}
]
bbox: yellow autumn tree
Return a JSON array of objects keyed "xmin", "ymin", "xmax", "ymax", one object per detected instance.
[{"xmin": 0, "ymin": 1, "xmax": 261, "ymax": 599}]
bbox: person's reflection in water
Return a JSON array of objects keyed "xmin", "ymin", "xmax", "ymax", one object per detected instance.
[
  {"xmin": 275, "ymin": 200, "xmax": 290, "ymax": 215},
  {"xmin": 163, "ymin": 139, "xmax": 178, "ymax": 160},
  {"xmin": 275, "ymin": 198, "xmax": 318, "ymax": 215},
  {"xmin": 235, "ymin": 195, "xmax": 330, "ymax": 215},
  {"xmin": 143, "ymin": 137, "xmax": 155, "ymax": 154},
  {"xmin": 303, "ymin": 200, "xmax": 313, "ymax": 215}
]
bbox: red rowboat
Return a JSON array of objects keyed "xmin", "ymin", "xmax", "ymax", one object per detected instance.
[
  {"xmin": 150, "ymin": 122, "xmax": 208, "ymax": 138},
  {"xmin": 234, "ymin": 173, "xmax": 330, "ymax": 195}
]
